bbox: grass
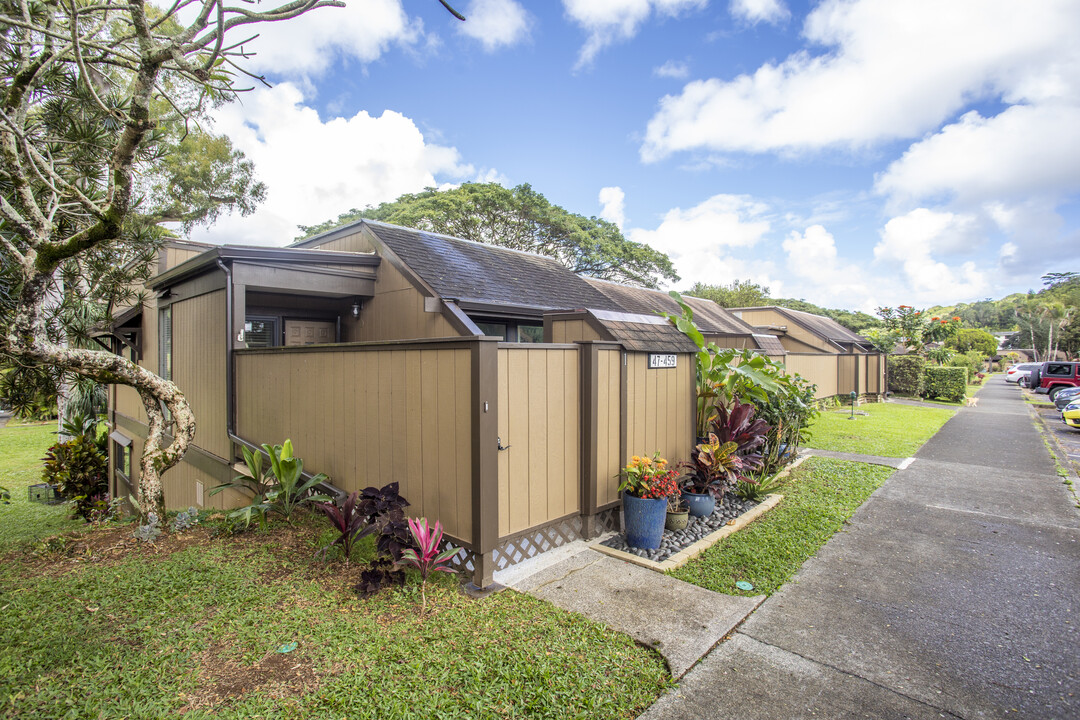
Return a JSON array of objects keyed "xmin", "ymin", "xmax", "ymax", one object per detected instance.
[
  {"xmin": 0, "ymin": 422, "xmax": 83, "ymax": 550},
  {"xmin": 670, "ymin": 457, "xmax": 894, "ymax": 596},
  {"xmin": 0, "ymin": 424, "xmax": 671, "ymax": 719},
  {"xmin": 807, "ymin": 401, "xmax": 954, "ymax": 458}
]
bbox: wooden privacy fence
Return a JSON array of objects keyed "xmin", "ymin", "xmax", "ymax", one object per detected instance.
[
  {"xmin": 783, "ymin": 352, "xmax": 884, "ymax": 400},
  {"xmin": 235, "ymin": 337, "xmax": 695, "ymax": 586}
]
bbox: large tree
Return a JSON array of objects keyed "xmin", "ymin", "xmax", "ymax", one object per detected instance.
[
  {"xmin": 0, "ymin": 0, "xmax": 353, "ymax": 519},
  {"xmin": 298, "ymin": 183, "xmax": 680, "ymax": 288}
]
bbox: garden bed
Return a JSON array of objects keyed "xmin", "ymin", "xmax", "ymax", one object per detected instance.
[{"xmin": 594, "ymin": 457, "xmax": 807, "ymax": 573}]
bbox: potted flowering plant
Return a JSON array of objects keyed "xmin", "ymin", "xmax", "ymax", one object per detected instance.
[{"xmin": 618, "ymin": 452, "xmax": 679, "ymax": 549}]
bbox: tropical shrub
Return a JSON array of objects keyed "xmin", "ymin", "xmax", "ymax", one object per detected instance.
[
  {"xmin": 947, "ymin": 350, "xmax": 985, "ymax": 381},
  {"xmin": 618, "ymin": 453, "xmax": 680, "ymax": 500},
  {"xmin": 662, "ymin": 293, "xmax": 783, "ymax": 436},
  {"xmin": 923, "ymin": 366, "xmax": 966, "ymax": 402},
  {"xmin": 350, "ymin": 482, "xmax": 413, "ymax": 595},
  {"xmin": 679, "ymin": 435, "xmax": 741, "ymax": 499},
  {"xmin": 752, "ymin": 374, "xmax": 818, "ymax": 474},
  {"xmin": 888, "ymin": 355, "xmax": 926, "ymax": 396},
  {"xmin": 313, "ymin": 490, "xmax": 375, "ymax": 562},
  {"xmin": 735, "ymin": 467, "xmax": 787, "ymax": 502},
  {"xmin": 211, "ymin": 439, "xmax": 330, "ymax": 528},
  {"xmin": 41, "ymin": 434, "xmax": 108, "ymax": 520},
  {"xmin": 397, "ymin": 517, "xmax": 458, "ymax": 616}
]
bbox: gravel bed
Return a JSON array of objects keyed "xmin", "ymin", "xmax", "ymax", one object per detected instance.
[{"xmin": 600, "ymin": 494, "xmax": 759, "ymax": 562}]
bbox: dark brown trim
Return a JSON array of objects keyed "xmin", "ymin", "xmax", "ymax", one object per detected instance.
[
  {"xmin": 619, "ymin": 350, "xmax": 628, "ymax": 469},
  {"xmin": 440, "ymin": 300, "xmax": 482, "ymax": 336},
  {"xmin": 151, "ymin": 244, "xmax": 380, "ymax": 290},
  {"xmin": 580, "ymin": 342, "xmax": 600, "ymax": 518},
  {"xmin": 235, "ymin": 336, "xmax": 484, "ymax": 356},
  {"xmin": 496, "ymin": 342, "xmax": 579, "ymax": 350},
  {"xmin": 472, "ymin": 338, "xmax": 500, "ymax": 556}
]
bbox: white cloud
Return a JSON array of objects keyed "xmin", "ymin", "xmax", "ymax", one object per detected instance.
[
  {"xmin": 598, "ymin": 186, "xmax": 627, "ymax": 229},
  {"xmin": 563, "ymin": 0, "xmax": 706, "ymax": 69},
  {"xmin": 875, "ymin": 105, "xmax": 1080, "ymax": 209},
  {"xmin": 627, "ymin": 194, "xmax": 778, "ymax": 291},
  {"xmin": 873, "ymin": 209, "xmax": 987, "ymax": 298},
  {"xmin": 641, "ymin": 0, "xmax": 1080, "ymax": 160},
  {"xmin": 653, "ymin": 60, "xmax": 690, "ymax": 79},
  {"xmin": 729, "ymin": 0, "xmax": 788, "ymax": 25},
  {"xmin": 234, "ymin": 0, "xmax": 422, "ymax": 78},
  {"xmin": 186, "ymin": 84, "xmax": 473, "ymax": 246},
  {"xmin": 458, "ymin": 0, "xmax": 531, "ymax": 50}
]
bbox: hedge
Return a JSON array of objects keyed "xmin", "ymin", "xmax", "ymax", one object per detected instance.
[
  {"xmin": 888, "ymin": 355, "xmax": 926, "ymax": 397},
  {"xmin": 923, "ymin": 366, "xmax": 967, "ymax": 402}
]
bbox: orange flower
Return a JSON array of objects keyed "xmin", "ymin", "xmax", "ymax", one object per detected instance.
[
  {"xmin": 931, "ymin": 316, "xmax": 940, "ymax": 321},
  {"xmin": 952, "ymin": 316, "xmax": 960, "ymax": 322}
]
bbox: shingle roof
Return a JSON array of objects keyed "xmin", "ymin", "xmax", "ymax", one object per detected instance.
[
  {"xmin": 363, "ymin": 221, "xmax": 620, "ymax": 312},
  {"xmin": 731, "ymin": 306, "xmax": 869, "ymax": 348},
  {"xmin": 583, "ymin": 278, "xmax": 755, "ymax": 336},
  {"xmin": 752, "ymin": 333, "xmax": 787, "ymax": 356},
  {"xmin": 589, "ymin": 311, "xmax": 700, "ymax": 353}
]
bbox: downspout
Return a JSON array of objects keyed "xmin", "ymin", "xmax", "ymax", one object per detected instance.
[
  {"xmin": 216, "ymin": 257, "xmax": 344, "ymax": 500},
  {"xmin": 215, "ymin": 259, "xmax": 237, "ymax": 440}
]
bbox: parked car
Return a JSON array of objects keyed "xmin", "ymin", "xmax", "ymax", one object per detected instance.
[
  {"xmin": 1031, "ymin": 361, "xmax": 1080, "ymax": 400},
  {"xmin": 1007, "ymin": 362, "xmax": 1040, "ymax": 384},
  {"xmin": 1063, "ymin": 398, "xmax": 1080, "ymax": 430},
  {"xmin": 1054, "ymin": 385, "xmax": 1080, "ymax": 410}
]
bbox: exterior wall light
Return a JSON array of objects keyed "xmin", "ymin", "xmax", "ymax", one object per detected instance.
[{"xmin": 351, "ymin": 300, "xmax": 362, "ymax": 318}]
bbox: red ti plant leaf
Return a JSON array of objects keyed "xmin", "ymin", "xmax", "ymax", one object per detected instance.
[
  {"xmin": 396, "ymin": 517, "xmax": 458, "ymax": 615},
  {"xmin": 313, "ymin": 491, "xmax": 374, "ymax": 562}
]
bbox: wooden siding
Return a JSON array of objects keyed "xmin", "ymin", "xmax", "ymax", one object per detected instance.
[
  {"xmin": 163, "ymin": 246, "xmax": 205, "ymax": 271},
  {"xmin": 624, "ymin": 352, "xmax": 694, "ymax": 470},
  {"xmin": 705, "ymin": 334, "xmax": 753, "ymax": 349},
  {"xmin": 342, "ymin": 251, "xmax": 462, "ymax": 342},
  {"xmin": 594, "ymin": 348, "xmax": 623, "ymax": 509},
  {"xmin": 172, "ymin": 291, "xmax": 230, "ymax": 459},
  {"xmin": 235, "ymin": 345, "xmax": 475, "ymax": 543},
  {"xmin": 737, "ymin": 308, "xmax": 833, "ymax": 353},
  {"xmin": 784, "ymin": 353, "xmax": 840, "ymax": 399},
  {"xmin": 838, "ymin": 354, "xmax": 857, "ymax": 395},
  {"xmin": 496, "ymin": 346, "xmax": 581, "ymax": 537},
  {"xmin": 550, "ymin": 318, "xmax": 604, "ymax": 344}
]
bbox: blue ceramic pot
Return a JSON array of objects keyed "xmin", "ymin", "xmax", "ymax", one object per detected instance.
[
  {"xmin": 681, "ymin": 490, "xmax": 715, "ymax": 517},
  {"xmin": 622, "ymin": 494, "xmax": 667, "ymax": 549}
]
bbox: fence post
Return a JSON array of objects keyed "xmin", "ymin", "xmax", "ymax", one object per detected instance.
[
  {"xmin": 470, "ymin": 338, "xmax": 499, "ymax": 588},
  {"xmin": 579, "ymin": 342, "xmax": 600, "ymax": 539}
]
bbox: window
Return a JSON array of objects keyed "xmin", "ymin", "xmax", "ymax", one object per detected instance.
[
  {"xmin": 159, "ymin": 306, "xmax": 172, "ymax": 381},
  {"xmin": 244, "ymin": 316, "xmax": 279, "ymax": 348},
  {"xmin": 114, "ymin": 442, "xmax": 132, "ymax": 478},
  {"xmin": 476, "ymin": 321, "xmax": 507, "ymax": 340},
  {"xmin": 1045, "ymin": 363, "xmax": 1076, "ymax": 377},
  {"xmin": 518, "ymin": 325, "xmax": 544, "ymax": 343}
]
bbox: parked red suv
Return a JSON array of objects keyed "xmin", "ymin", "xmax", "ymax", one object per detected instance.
[{"xmin": 1030, "ymin": 361, "xmax": 1080, "ymax": 400}]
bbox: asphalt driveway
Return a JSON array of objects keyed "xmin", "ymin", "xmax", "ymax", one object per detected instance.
[{"xmin": 642, "ymin": 381, "xmax": 1080, "ymax": 720}]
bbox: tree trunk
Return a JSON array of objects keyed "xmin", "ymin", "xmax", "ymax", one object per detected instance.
[{"xmin": 10, "ymin": 267, "xmax": 195, "ymax": 521}]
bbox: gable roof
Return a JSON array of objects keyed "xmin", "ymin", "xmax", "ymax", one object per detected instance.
[
  {"xmin": 730, "ymin": 305, "xmax": 869, "ymax": 349},
  {"xmin": 583, "ymin": 278, "xmax": 756, "ymax": 336},
  {"xmin": 301, "ymin": 220, "xmax": 621, "ymax": 314}
]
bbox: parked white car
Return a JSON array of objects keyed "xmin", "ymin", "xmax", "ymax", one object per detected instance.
[{"xmin": 1006, "ymin": 362, "xmax": 1041, "ymax": 384}]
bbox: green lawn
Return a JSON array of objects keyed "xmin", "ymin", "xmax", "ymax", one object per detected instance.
[
  {"xmin": 0, "ymin": 424, "xmax": 671, "ymax": 719},
  {"xmin": 671, "ymin": 457, "xmax": 894, "ymax": 596},
  {"xmin": 807, "ymin": 401, "xmax": 954, "ymax": 458},
  {"xmin": 0, "ymin": 422, "xmax": 83, "ymax": 550}
]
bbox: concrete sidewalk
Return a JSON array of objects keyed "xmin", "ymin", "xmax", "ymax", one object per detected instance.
[{"xmin": 643, "ymin": 380, "xmax": 1080, "ymax": 720}]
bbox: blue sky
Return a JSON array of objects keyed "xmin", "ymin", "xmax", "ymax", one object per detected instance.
[{"xmin": 188, "ymin": 0, "xmax": 1080, "ymax": 312}]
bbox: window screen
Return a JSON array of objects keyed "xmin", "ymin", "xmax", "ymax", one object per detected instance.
[
  {"xmin": 519, "ymin": 325, "xmax": 544, "ymax": 343},
  {"xmin": 244, "ymin": 317, "xmax": 278, "ymax": 348},
  {"xmin": 159, "ymin": 307, "xmax": 172, "ymax": 381}
]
